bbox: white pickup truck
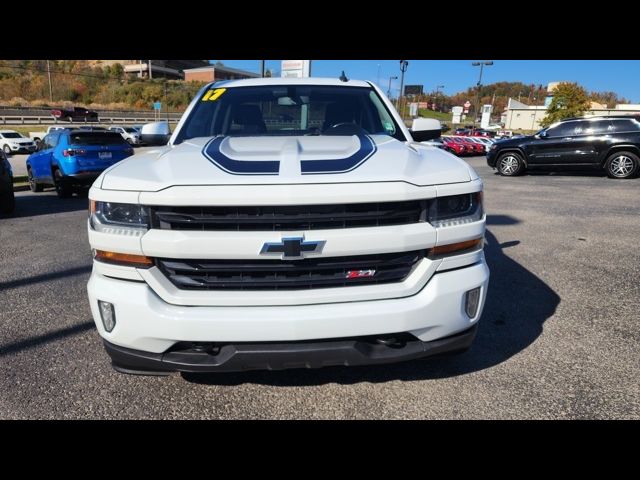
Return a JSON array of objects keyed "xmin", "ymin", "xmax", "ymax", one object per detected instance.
[
  {"xmin": 87, "ymin": 77, "xmax": 489, "ymax": 375},
  {"xmin": 29, "ymin": 125, "xmax": 66, "ymax": 144}
]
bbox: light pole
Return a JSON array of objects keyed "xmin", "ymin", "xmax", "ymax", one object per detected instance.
[
  {"xmin": 398, "ymin": 60, "xmax": 409, "ymax": 118},
  {"xmin": 435, "ymin": 84, "xmax": 444, "ymax": 111},
  {"xmin": 387, "ymin": 75, "xmax": 398, "ymax": 101},
  {"xmin": 471, "ymin": 61, "xmax": 493, "ymax": 127},
  {"xmin": 376, "ymin": 63, "xmax": 381, "ymax": 88},
  {"xmin": 46, "ymin": 60, "xmax": 53, "ymax": 103}
]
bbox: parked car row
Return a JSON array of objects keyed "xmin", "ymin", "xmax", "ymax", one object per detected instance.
[{"xmin": 441, "ymin": 135, "xmax": 497, "ymax": 156}]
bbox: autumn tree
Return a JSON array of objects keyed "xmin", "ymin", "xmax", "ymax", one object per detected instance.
[{"xmin": 539, "ymin": 82, "xmax": 591, "ymax": 127}]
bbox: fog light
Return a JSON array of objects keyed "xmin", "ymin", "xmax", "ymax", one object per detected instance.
[
  {"xmin": 98, "ymin": 301, "xmax": 116, "ymax": 332},
  {"xmin": 465, "ymin": 288, "xmax": 481, "ymax": 319}
]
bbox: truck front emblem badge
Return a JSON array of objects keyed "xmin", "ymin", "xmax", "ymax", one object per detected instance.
[
  {"xmin": 346, "ymin": 269, "xmax": 376, "ymax": 279},
  {"xmin": 260, "ymin": 236, "xmax": 325, "ymax": 260}
]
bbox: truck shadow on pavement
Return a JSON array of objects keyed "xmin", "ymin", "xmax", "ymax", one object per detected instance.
[
  {"xmin": 183, "ymin": 214, "xmax": 560, "ymax": 386},
  {"xmin": 1, "ymin": 192, "xmax": 88, "ymax": 219}
]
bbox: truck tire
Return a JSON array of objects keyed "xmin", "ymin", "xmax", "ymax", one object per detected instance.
[{"xmin": 497, "ymin": 152, "xmax": 525, "ymax": 176}]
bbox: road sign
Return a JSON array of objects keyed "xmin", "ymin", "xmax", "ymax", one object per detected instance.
[
  {"xmin": 281, "ymin": 60, "xmax": 311, "ymax": 78},
  {"xmin": 153, "ymin": 102, "xmax": 162, "ymax": 111},
  {"xmin": 452, "ymin": 106, "xmax": 463, "ymax": 115},
  {"xmin": 404, "ymin": 85, "xmax": 423, "ymax": 96}
]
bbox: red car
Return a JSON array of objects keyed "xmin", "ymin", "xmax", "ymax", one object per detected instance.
[
  {"xmin": 51, "ymin": 107, "xmax": 99, "ymax": 122},
  {"xmin": 445, "ymin": 137, "xmax": 475, "ymax": 155},
  {"xmin": 441, "ymin": 137, "xmax": 467, "ymax": 156},
  {"xmin": 455, "ymin": 136, "xmax": 485, "ymax": 154}
]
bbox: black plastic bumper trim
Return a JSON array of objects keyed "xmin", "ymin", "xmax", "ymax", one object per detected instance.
[{"xmin": 103, "ymin": 324, "xmax": 478, "ymax": 375}]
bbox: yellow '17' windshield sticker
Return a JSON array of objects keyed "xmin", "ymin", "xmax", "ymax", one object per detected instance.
[{"xmin": 202, "ymin": 88, "xmax": 226, "ymax": 102}]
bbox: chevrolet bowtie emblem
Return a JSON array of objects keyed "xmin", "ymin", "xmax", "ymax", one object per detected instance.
[{"xmin": 260, "ymin": 236, "xmax": 325, "ymax": 260}]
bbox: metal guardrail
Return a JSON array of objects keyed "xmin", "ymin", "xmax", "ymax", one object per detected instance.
[
  {"xmin": 0, "ymin": 115, "xmax": 182, "ymax": 125},
  {"xmin": 0, "ymin": 105, "xmax": 185, "ymax": 117}
]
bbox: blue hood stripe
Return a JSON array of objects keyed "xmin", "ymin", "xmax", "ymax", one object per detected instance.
[{"xmin": 202, "ymin": 135, "xmax": 375, "ymax": 176}]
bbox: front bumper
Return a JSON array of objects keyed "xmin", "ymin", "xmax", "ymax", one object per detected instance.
[
  {"xmin": 9, "ymin": 144, "xmax": 37, "ymax": 153},
  {"xmin": 87, "ymin": 258, "xmax": 489, "ymax": 370},
  {"xmin": 104, "ymin": 324, "xmax": 478, "ymax": 374}
]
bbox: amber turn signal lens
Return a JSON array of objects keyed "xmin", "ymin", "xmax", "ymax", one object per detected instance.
[
  {"xmin": 89, "ymin": 199, "xmax": 96, "ymax": 215},
  {"xmin": 429, "ymin": 237, "xmax": 483, "ymax": 256},
  {"xmin": 94, "ymin": 250, "xmax": 153, "ymax": 268}
]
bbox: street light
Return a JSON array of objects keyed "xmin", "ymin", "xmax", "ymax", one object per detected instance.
[
  {"xmin": 471, "ymin": 61, "xmax": 493, "ymax": 127},
  {"xmin": 387, "ymin": 75, "xmax": 398, "ymax": 100},
  {"xmin": 435, "ymin": 84, "xmax": 445, "ymax": 111},
  {"xmin": 398, "ymin": 60, "xmax": 409, "ymax": 118}
]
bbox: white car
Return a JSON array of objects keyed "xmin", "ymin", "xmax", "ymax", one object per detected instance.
[
  {"xmin": 29, "ymin": 126, "xmax": 67, "ymax": 145},
  {"xmin": 0, "ymin": 130, "xmax": 37, "ymax": 155},
  {"xmin": 87, "ymin": 77, "xmax": 489, "ymax": 375},
  {"xmin": 108, "ymin": 126, "xmax": 141, "ymax": 145}
]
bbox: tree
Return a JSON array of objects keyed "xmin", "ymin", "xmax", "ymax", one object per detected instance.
[
  {"xmin": 539, "ymin": 82, "xmax": 590, "ymax": 127},
  {"xmin": 589, "ymin": 90, "xmax": 628, "ymax": 108}
]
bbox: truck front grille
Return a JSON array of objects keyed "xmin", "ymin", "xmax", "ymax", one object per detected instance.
[
  {"xmin": 155, "ymin": 251, "xmax": 424, "ymax": 291},
  {"xmin": 150, "ymin": 201, "xmax": 425, "ymax": 231}
]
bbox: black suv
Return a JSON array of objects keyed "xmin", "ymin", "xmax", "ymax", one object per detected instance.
[
  {"xmin": 0, "ymin": 150, "xmax": 15, "ymax": 214},
  {"xmin": 487, "ymin": 116, "xmax": 640, "ymax": 179}
]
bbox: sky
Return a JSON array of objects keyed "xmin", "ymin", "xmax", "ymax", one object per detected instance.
[{"xmin": 211, "ymin": 60, "xmax": 640, "ymax": 103}]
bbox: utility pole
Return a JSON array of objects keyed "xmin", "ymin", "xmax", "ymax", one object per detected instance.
[
  {"xmin": 471, "ymin": 61, "xmax": 493, "ymax": 127},
  {"xmin": 148, "ymin": 60, "xmax": 153, "ymax": 79},
  {"xmin": 46, "ymin": 60, "xmax": 53, "ymax": 103},
  {"xmin": 164, "ymin": 81, "xmax": 169, "ymax": 123},
  {"xmin": 376, "ymin": 63, "xmax": 381, "ymax": 88},
  {"xmin": 260, "ymin": 60, "xmax": 265, "ymax": 78},
  {"xmin": 387, "ymin": 75, "xmax": 398, "ymax": 100},
  {"xmin": 398, "ymin": 60, "xmax": 409, "ymax": 118}
]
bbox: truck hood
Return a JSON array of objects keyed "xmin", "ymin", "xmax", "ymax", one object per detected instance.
[{"xmin": 100, "ymin": 135, "xmax": 475, "ymax": 191}]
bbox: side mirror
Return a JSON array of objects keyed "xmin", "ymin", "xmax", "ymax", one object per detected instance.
[
  {"xmin": 140, "ymin": 121, "xmax": 171, "ymax": 146},
  {"xmin": 539, "ymin": 130, "xmax": 548, "ymax": 139},
  {"xmin": 410, "ymin": 118, "xmax": 442, "ymax": 142}
]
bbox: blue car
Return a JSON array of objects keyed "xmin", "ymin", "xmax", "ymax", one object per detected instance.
[{"xmin": 26, "ymin": 129, "xmax": 134, "ymax": 198}]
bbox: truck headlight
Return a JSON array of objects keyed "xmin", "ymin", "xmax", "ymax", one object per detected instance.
[
  {"xmin": 89, "ymin": 201, "xmax": 149, "ymax": 235},
  {"xmin": 429, "ymin": 192, "xmax": 483, "ymax": 228}
]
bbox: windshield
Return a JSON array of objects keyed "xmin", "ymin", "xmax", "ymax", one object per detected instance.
[
  {"xmin": 2, "ymin": 132, "xmax": 23, "ymax": 139},
  {"xmin": 175, "ymin": 84, "xmax": 403, "ymax": 143}
]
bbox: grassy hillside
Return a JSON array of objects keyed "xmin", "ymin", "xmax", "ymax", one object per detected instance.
[{"xmin": 0, "ymin": 60, "xmax": 204, "ymax": 111}]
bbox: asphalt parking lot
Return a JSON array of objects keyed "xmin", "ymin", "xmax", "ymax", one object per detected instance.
[{"xmin": 1, "ymin": 155, "xmax": 638, "ymax": 419}]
